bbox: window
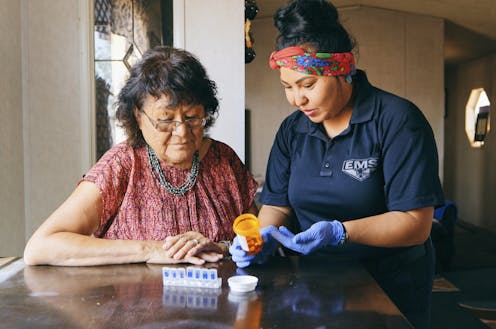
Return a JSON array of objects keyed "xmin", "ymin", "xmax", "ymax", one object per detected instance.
[
  {"xmin": 93, "ymin": 0, "xmax": 172, "ymax": 159},
  {"xmin": 465, "ymin": 88, "xmax": 491, "ymax": 148}
]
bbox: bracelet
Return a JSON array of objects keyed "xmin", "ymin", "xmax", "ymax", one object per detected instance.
[{"xmin": 338, "ymin": 222, "xmax": 349, "ymax": 246}]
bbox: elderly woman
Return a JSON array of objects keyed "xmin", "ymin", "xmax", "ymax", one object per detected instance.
[{"xmin": 24, "ymin": 46, "xmax": 258, "ymax": 266}]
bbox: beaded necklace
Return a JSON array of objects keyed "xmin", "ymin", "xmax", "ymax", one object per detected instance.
[{"xmin": 146, "ymin": 145, "xmax": 200, "ymax": 196}]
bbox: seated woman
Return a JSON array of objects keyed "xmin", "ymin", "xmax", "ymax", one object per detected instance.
[{"xmin": 24, "ymin": 46, "xmax": 258, "ymax": 266}]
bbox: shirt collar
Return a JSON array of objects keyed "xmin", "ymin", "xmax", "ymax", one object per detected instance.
[
  {"xmin": 349, "ymin": 70, "xmax": 375, "ymax": 124},
  {"xmin": 294, "ymin": 113, "xmax": 325, "ymax": 139}
]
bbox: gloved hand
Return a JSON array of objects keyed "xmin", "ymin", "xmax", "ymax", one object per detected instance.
[
  {"xmin": 270, "ymin": 221, "xmax": 345, "ymax": 255},
  {"xmin": 229, "ymin": 225, "xmax": 278, "ymax": 268}
]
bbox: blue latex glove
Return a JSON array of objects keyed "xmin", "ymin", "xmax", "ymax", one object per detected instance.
[
  {"xmin": 229, "ymin": 225, "xmax": 278, "ymax": 268},
  {"xmin": 270, "ymin": 221, "xmax": 345, "ymax": 255}
]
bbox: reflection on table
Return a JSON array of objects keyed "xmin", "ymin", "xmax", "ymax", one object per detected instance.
[{"xmin": 0, "ymin": 256, "xmax": 413, "ymax": 329}]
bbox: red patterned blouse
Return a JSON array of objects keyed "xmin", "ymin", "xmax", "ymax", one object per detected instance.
[{"xmin": 82, "ymin": 140, "xmax": 258, "ymax": 242}]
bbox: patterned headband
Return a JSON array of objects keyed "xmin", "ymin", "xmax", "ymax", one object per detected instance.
[{"xmin": 269, "ymin": 46, "xmax": 356, "ymax": 78}]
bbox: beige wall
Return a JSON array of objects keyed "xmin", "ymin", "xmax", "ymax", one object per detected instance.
[
  {"xmin": 22, "ymin": 0, "xmax": 89, "ymax": 241},
  {"xmin": 245, "ymin": 17, "xmax": 290, "ymax": 182},
  {"xmin": 181, "ymin": 0, "xmax": 246, "ymax": 160},
  {"xmin": 445, "ymin": 54, "xmax": 496, "ymax": 231},
  {"xmin": 246, "ymin": 6, "xmax": 445, "ymax": 183},
  {"xmin": 0, "ymin": 0, "xmax": 24, "ymax": 256}
]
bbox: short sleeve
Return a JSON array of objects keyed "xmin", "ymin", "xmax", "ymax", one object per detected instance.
[
  {"xmin": 81, "ymin": 143, "xmax": 132, "ymax": 231},
  {"xmin": 380, "ymin": 101, "xmax": 444, "ymax": 211},
  {"xmin": 260, "ymin": 117, "xmax": 293, "ymax": 206}
]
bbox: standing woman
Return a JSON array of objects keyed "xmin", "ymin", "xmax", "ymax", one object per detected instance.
[{"xmin": 230, "ymin": 1, "xmax": 444, "ymax": 328}]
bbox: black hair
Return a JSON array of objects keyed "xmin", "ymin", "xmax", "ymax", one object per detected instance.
[
  {"xmin": 116, "ymin": 46, "xmax": 219, "ymax": 148},
  {"xmin": 273, "ymin": 0, "xmax": 356, "ymax": 53}
]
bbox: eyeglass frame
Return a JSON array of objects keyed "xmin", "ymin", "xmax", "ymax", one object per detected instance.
[{"xmin": 139, "ymin": 109, "xmax": 207, "ymax": 132}]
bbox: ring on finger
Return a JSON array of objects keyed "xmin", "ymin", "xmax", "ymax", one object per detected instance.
[{"xmin": 192, "ymin": 238, "xmax": 200, "ymax": 245}]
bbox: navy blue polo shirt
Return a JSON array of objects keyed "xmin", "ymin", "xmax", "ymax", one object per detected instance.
[{"xmin": 260, "ymin": 70, "xmax": 444, "ymax": 256}]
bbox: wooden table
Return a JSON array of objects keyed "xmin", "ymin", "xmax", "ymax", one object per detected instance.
[
  {"xmin": 0, "ymin": 256, "xmax": 413, "ymax": 329},
  {"xmin": 0, "ymin": 257, "xmax": 16, "ymax": 268}
]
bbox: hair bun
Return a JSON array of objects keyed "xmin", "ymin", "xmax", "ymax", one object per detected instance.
[
  {"xmin": 275, "ymin": 0, "xmax": 340, "ymax": 36},
  {"xmin": 273, "ymin": 0, "xmax": 355, "ymax": 53}
]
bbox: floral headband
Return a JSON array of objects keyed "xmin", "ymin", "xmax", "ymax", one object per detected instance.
[{"xmin": 269, "ymin": 46, "xmax": 356, "ymax": 81}]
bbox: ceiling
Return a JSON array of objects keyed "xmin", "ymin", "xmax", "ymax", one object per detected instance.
[{"xmin": 256, "ymin": 0, "xmax": 496, "ymax": 66}]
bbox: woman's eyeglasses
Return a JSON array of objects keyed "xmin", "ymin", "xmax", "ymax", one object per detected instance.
[{"xmin": 140, "ymin": 110, "xmax": 207, "ymax": 132}]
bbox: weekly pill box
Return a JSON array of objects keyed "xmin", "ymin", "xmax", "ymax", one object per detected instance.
[{"xmin": 162, "ymin": 267, "xmax": 222, "ymax": 289}]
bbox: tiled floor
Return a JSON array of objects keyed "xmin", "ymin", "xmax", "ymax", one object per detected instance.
[{"xmin": 431, "ymin": 222, "xmax": 496, "ymax": 329}]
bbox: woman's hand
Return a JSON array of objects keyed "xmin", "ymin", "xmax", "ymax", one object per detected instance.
[
  {"xmin": 230, "ymin": 226, "xmax": 278, "ymax": 268},
  {"xmin": 271, "ymin": 221, "xmax": 345, "ymax": 255},
  {"xmin": 162, "ymin": 231, "xmax": 224, "ymax": 263},
  {"xmin": 144, "ymin": 240, "xmax": 205, "ymax": 265}
]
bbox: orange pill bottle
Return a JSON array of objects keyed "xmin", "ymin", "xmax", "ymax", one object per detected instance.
[{"xmin": 233, "ymin": 214, "xmax": 263, "ymax": 255}]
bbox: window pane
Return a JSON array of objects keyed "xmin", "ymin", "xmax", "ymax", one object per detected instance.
[{"xmin": 94, "ymin": 0, "xmax": 169, "ymax": 159}]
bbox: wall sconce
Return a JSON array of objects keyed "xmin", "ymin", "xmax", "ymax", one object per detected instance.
[{"xmin": 465, "ymin": 88, "xmax": 491, "ymax": 148}]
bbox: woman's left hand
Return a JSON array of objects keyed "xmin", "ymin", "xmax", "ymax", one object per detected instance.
[
  {"xmin": 271, "ymin": 221, "xmax": 345, "ymax": 255},
  {"xmin": 163, "ymin": 231, "xmax": 223, "ymax": 262}
]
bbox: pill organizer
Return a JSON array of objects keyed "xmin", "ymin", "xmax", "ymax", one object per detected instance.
[{"xmin": 162, "ymin": 267, "xmax": 222, "ymax": 289}]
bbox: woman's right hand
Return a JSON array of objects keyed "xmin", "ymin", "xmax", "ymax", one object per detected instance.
[
  {"xmin": 162, "ymin": 231, "xmax": 224, "ymax": 263},
  {"xmin": 229, "ymin": 225, "xmax": 278, "ymax": 268},
  {"xmin": 146, "ymin": 240, "xmax": 209, "ymax": 265}
]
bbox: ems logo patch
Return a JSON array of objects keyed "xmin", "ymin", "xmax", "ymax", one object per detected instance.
[{"xmin": 342, "ymin": 158, "xmax": 378, "ymax": 181}]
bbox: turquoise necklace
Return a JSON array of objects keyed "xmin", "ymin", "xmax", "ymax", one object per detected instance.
[{"xmin": 146, "ymin": 145, "xmax": 200, "ymax": 196}]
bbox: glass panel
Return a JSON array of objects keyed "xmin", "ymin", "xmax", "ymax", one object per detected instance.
[
  {"xmin": 465, "ymin": 88, "xmax": 491, "ymax": 148},
  {"xmin": 94, "ymin": 0, "xmax": 170, "ymax": 159},
  {"xmin": 95, "ymin": 30, "xmax": 133, "ymax": 61},
  {"xmin": 95, "ymin": 60, "xmax": 129, "ymax": 158}
]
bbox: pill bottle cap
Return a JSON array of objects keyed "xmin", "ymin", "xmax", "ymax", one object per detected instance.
[{"xmin": 233, "ymin": 214, "xmax": 260, "ymax": 235}]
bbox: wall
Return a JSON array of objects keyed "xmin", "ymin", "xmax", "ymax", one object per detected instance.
[
  {"xmin": 180, "ymin": 0, "xmax": 245, "ymax": 161},
  {"xmin": 445, "ymin": 54, "xmax": 496, "ymax": 231},
  {"xmin": 0, "ymin": 0, "xmax": 24, "ymax": 256},
  {"xmin": 21, "ymin": 0, "xmax": 90, "ymax": 243},
  {"xmin": 246, "ymin": 6, "xmax": 445, "ymax": 183},
  {"xmin": 245, "ymin": 17, "xmax": 288, "ymax": 182}
]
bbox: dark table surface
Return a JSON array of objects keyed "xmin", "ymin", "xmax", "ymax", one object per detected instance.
[{"xmin": 0, "ymin": 256, "xmax": 413, "ymax": 329}]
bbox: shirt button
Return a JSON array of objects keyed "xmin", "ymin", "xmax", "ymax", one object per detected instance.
[{"xmin": 324, "ymin": 162, "xmax": 330, "ymax": 168}]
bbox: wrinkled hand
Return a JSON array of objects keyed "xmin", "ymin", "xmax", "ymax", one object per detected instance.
[
  {"xmin": 162, "ymin": 231, "xmax": 223, "ymax": 263},
  {"xmin": 144, "ymin": 241, "xmax": 205, "ymax": 265},
  {"xmin": 270, "ymin": 221, "xmax": 345, "ymax": 255},
  {"xmin": 229, "ymin": 226, "xmax": 278, "ymax": 268}
]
